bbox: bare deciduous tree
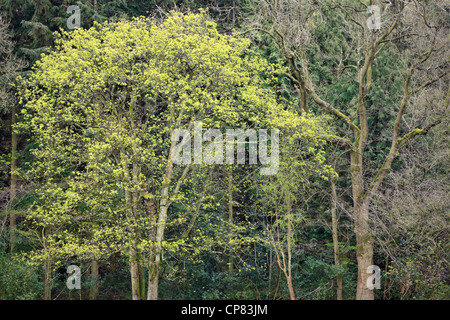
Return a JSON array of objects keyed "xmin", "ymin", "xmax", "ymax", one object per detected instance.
[{"xmin": 245, "ymin": 0, "xmax": 449, "ymax": 299}]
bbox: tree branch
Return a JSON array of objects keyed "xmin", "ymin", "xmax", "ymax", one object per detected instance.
[
  {"xmin": 364, "ymin": 118, "xmax": 442, "ymax": 202},
  {"xmin": 397, "ymin": 119, "xmax": 442, "ymax": 149}
]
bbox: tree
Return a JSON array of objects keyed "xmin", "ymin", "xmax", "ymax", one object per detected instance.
[
  {"xmin": 256, "ymin": 111, "xmax": 334, "ymax": 300},
  {"xmin": 246, "ymin": 0, "xmax": 449, "ymax": 299},
  {"xmin": 17, "ymin": 11, "xmax": 291, "ymax": 300}
]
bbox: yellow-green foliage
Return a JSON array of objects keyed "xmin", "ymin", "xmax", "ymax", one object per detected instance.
[{"xmin": 16, "ymin": 11, "xmax": 330, "ymax": 269}]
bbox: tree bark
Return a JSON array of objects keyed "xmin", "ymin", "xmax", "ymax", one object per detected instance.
[
  {"xmin": 286, "ymin": 201, "xmax": 295, "ymax": 300},
  {"xmin": 43, "ymin": 257, "xmax": 52, "ymax": 300},
  {"xmin": 227, "ymin": 168, "xmax": 233, "ymax": 274},
  {"xmin": 89, "ymin": 260, "xmax": 99, "ymax": 300},
  {"xmin": 147, "ymin": 251, "xmax": 160, "ymax": 300},
  {"xmin": 129, "ymin": 248, "xmax": 142, "ymax": 300},
  {"xmin": 330, "ymin": 175, "xmax": 343, "ymax": 300},
  {"xmin": 286, "ymin": 274, "xmax": 295, "ymax": 300},
  {"xmin": 354, "ymin": 201, "xmax": 374, "ymax": 300},
  {"xmin": 147, "ymin": 204, "xmax": 167, "ymax": 300},
  {"xmin": 351, "ymin": 150, "xmax": 374, "ymax": 300},
  {"xmin": 42, "ymin": 224, "xmax": 53, "ymax": 300}
]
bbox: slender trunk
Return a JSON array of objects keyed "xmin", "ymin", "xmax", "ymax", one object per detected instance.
[
  {"xmin": 147, "ymin": 203, "xmax": 168, "ymax": 300},
  {"xmin": 286, "ymin": 198, "xmax": 295, "ymax": 300},
  {"xmin": 147, "ymin": 251, "xmax": 160, "ymax": 300},
  {"xmin": 132, "ymin": 162, "xmax": 146, "ymax": 299},
  {"xmin": 89, "ymin": 260, "xmax": 99, "ymax": 300},
  {"xmin": 146, "ymin": 198, "xmax": 158, "ymax": 299},
  {"xmin": 270, "ymin": 200, "xmax": 296, "ymax": 300},
  {"xmin": 330, "ymin": 176, "xmax": 343, "ymax": 300},
  {"xmin": 267, "ymin": 248, "xmax": 272, "ymax": 298},
  {"xmin": 354, "ymin": 201, "xmax": 374, "ymax": 300},
  {"xmin": 127, "ymin": 223, "xmax": 144, "ymax": 300},
  {"xmin": 227, "ymin": 168, "xmax": 233, "ymax": 273},
  {"xmin": 43, "ymin": 257, "xmax": 52, "ymax": 300},
  {"xmin": 43, "ymin": 225, "xmax": 52, "ymax": 300},
  {"xmin": 9, "ymin": 104, "xmax": 18, "ymax": 253},
  {"xmin": 121, "ymin": 151, "xmax": 145, "ymax": 300},
  {"xmin": 129, "ymin": 248, "xmax": 142, "ymax": 300},
  {"xmin": 351, "ymin": 151, "xmax": 374, "ymax": 300},
  {"xmin": 129, "ymin": 250, "xmax": 145, "ymax": 300},
  {"xmin": 138, "ymin": 257, "xmax": 145, "ymax": 299},
  {"xmin": 286, "ymin": 275, "xmax": 295, "ymax": 300}
]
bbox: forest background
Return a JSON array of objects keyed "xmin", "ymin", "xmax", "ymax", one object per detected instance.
[{"xmin": 0, "ymin": 0, "xmax": 448, "ymax": 300}]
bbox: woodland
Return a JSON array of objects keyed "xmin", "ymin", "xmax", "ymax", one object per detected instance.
[{"xmin": 0, "ymin": 0, "xmax": 448, "ymax": 300}]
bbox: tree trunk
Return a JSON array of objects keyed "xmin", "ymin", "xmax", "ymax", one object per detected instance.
[
  {"xmin": 89, "ymin": 260, "xmax": 99, "ymax": 300},
  {"xmin": 42, "ymin": 224, "xmax": 53, "ymax": 300},
  {"xmin": 130, "ymin": 248, "xmax": 145, "ymax": 300},
  {"xmin": 286, "ymin": 198, "xmax": 295, "ymax": 300},
  {"xmin": 147, "ymin": 256, "xmax": 160, "ymax": 300},
  {"xmin": 147, "ymin": 204, "xmax": 168, "ymax": 300},
  {"xmin": 147, "ymin": 234, "xmax": 162, "ymax": 300},
  {"xmin": 129, "ymin": 251, "xmax": 146, "ymax": 300},
  {"xmin": 9, "ymin": 103, "xmax": 18, "ymax": 253},
  {"xmin": 330, "ymin": 176, "xmax": 343, "ymax": 300},
  {"xmin": 43, "ymin": 258, "xmax": 52, "ymax": 300},
  {"xmin": 286, "ymin": 274, "xmax": 295, "ymax": 300},
  {"xmin": 227, "ymin": 168, "xmax": 233, "ymax": 273},
  {"xmin": 146, "ymin": 198, "xmax": 158, "ymax": 300},
  {"xmin": 350, "ymin": 145, "xmax": 374, "ymax": 300},
  {"xmin": 354, "ymin": 201, "xmax": 374, "ymax": 300}
]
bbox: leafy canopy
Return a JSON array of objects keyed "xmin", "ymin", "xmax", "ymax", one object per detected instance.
[{"xmin": 17, "ymin": 11, "xmax": 328, "ymax": 267}]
